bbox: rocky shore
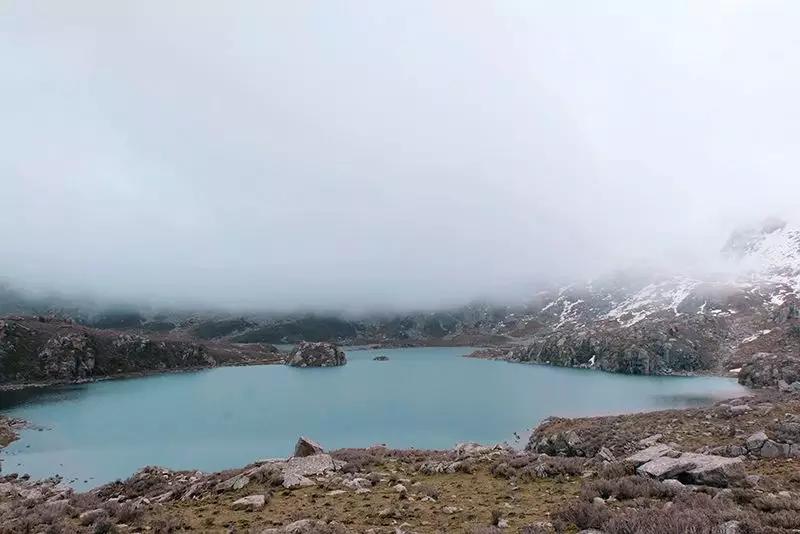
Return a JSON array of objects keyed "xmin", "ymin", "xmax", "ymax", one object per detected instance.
[
  {"xmin": 0, "ymin": 316, "xmax": 284, "ymax": 390},
  {"xmin": 4, "ymin": 388, "xmax": 800, "ymax": 533}
]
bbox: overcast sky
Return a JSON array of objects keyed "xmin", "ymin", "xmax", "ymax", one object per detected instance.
[{"xmin": 1, "ymin": 1, "xmax": 799, "ymax": 311}]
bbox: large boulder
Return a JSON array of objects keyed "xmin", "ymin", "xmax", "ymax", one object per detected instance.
[
  {"xmin": 288, "ymin": 342, "xmax": 346, "ymax": 368},
  {"xmin": 528, "ymin": 428, "xmax": 586, "ymax": 456},
  {"xmin": 632, "ymin": 448, "xmax": 744, "ymax": 487},
  {"xmin": 294, "ymin": 436, "xmax": 324, "ymax": 457},
  {"xmin": 231, "ymin": 494, "xmax": 266, "ymax": 511}
]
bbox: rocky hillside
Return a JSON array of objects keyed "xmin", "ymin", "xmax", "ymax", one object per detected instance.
[
  {"xmin": 467, "ymin": 219, "xmax": 800, "ymax": 375},
  {"xmin": 0, "ymin": 316, "xmax": 281, "ymax": 386}
]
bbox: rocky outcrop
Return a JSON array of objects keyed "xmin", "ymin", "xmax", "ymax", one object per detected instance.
[
  {"xmin": 627, "ymin": 445, "xmax": 745, "ymax": 487},
  {"xmin": 512, "ymin": 315, "xmax": 721, "ymax": 375},
  {"xmin": 38, "ymin": 332, "xmax": 96, "ymax": 380},
  {"xmin": 738, "ymin": 352, "xmax": 800, "ymax": 389},
  {"xmin": 288, "ymin": 342, "xmax": 346, "ymax": 368},
  {"xmin": 0, "ymin": 317, "xmax": 288, "ymax": 386},
  {"xmin": 529, "ymin": 429, "xmax": 587, "ymax": 457}
]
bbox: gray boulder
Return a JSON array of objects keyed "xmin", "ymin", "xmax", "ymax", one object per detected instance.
[
  {"xmin": 288, "ymin": 342, "xmax": 346, "ymax": 367},
  {"xmin": 530, "ymin": 429, "xmax": 586, "ymax": 456},
  {"xmin": 745, "ymin": 431, "xmax": 768, "ymax": 452},
  {"xmin": 232, "ymin": 494, "xmax": 266, "ymax": 511},
  {"xmin": 637, "ymin": 456, "xmax": 697, "ymax": 480},
  {"xmin": 294, "ymin": 436, "xmax": 324, "ymax": 457},
  {"xmin": 634, "ymin": 450, "xmax": 744, "ymax": 487},
  {"xmin": 759, "ymin": 440, "xmax": 788, "ymax": 458},
  {"xmin": 626, "ymin": 444, "xmax": 675, "ymax": 466}
]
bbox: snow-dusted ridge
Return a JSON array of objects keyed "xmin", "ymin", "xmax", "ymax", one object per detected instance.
[{"xmin": 532, "ymin": 219, "xmax": 800, "ymax": 331}]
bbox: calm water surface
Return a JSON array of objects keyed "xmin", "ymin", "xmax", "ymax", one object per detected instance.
[{"xmin": 0, "ymin": 347, "xmax": 747, "ymax": 489}]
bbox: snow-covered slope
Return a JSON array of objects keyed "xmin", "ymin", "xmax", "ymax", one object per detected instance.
[{"xmin": 496, "ymin": 219, "xmax": 800, "ymax": 375}]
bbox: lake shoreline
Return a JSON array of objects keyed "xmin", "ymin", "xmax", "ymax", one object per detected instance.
[
  {"xmin": 1, "ymin": 388, "xmax": 797, "ymax": 533},
  {"xmin": 463, "ymin": 347, "xmax": 742, "ymax": 380},
  {"xmin": 0, "ymin": 356, "xmax": 285, "ymax": 392},
  {"xmin": 0, "ymin": 341, "xmax": 738, "ymax": 393}
]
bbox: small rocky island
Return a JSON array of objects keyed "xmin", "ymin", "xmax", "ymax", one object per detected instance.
[
  {"xmin": 373, "ymin": 355, "xmax": 389, "ymax": 361},
  {"xmin": 287, "ymin": 341, "xmax": 347, "ymax": 367}
]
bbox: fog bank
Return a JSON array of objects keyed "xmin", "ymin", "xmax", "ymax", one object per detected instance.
[{"xmin": 1, "ymin": 1, "xmax": 799, "ymax": 312}]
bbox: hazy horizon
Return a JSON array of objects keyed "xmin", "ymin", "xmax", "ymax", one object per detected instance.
[{"xmin": 2, "ymin": 1, "xmax": 800, "ymax": 312}]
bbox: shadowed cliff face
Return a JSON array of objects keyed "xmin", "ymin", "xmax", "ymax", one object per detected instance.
[{"xmin": 0, "ymin": 317, "xmax": 282, "ymax": 385}]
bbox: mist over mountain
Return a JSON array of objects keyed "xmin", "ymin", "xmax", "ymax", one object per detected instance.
[{"xmin": 2, "ymin": 2, "xmax": 800, "ymax": 312}]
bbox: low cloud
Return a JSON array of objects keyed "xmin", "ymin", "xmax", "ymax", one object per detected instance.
[{"xmin": 1, "ymin": 1, "xmax": 798, "ymax": 312}]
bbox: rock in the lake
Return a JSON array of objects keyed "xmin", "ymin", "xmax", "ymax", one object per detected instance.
[
  {"xmin": 373, "ymin": 355, "xmax": 389, "ymax": 361},
  {"xmin": 294, "ymin": 436, "xmax": 324, "ymax": 457},
  {"xmin": 288, "ymin": 342, "xmax": 346, "ymax": 368},
  {"xmin": 232, "ymin": 494, "xmax": 266, "ymax": 511}
]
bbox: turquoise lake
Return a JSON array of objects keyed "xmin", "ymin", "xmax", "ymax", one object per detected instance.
[{"xmin": 0, "ymin": 347, "xmax": 748, "ymax": 489}]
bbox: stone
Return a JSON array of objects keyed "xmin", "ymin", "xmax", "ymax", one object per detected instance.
[
  {"xmin": 342, "ymin": 477, "xmax": 371, "ymax": 490},
  {"xmin": 745, "ymin": 431, "xmax": 768, "ymax": 452},
  {"xmin": 78, "ymin": 508, "xmax": 107, "ymax": 525},
  {"xmin": 682, "ymin": 454, "xmax": 744, "ymax": 487},
  {"xmin": 729, "ymin": 405, "xmax": 751, "ymax": 415},
  {"xmin": 281, "ymin": 454, "xmax": 338, "ymax": 488},
  {"xmin": 287, "ymin": 342, "xmax": 346, "ymax": 367},
  {"xmin": 326, "ymin": 489, "xmax": 346, "ymax": 496},
  {"xmin": 719, "ymin": 520, "xmax": 741, "ymax": 534},
  {"xmin": 592, "ymin": 497, "xmax": 606, "ymax": 506},
  {"xmin": 637, "ymin": 456, "xmax": 697, "ymax": 480},
  {"xmin": 497, "ymin": 518, "xmax": 509, "ymax": 528},
  {"xmin": 282, "ymin": 473, "xmax": 315, "ymax": 489},
  {"xmin": 531, "ymin": 429, "xmax": 586, "ymax": 456},
  {"xmin": 393, "ymin": 483, "xmax": 407, "ymax": 494},
  {"xmin": 232, "ymin": 494, "xmax": 266, "ymax": 511},
  {"xmin": 527, "ymin": 523, "xmax": 555, "ymax": 533},
  {"xmin": 373, "ymin": 355, "xmax": 389, "ymax": 361},
  {"xmin": 744, "ymin": 474, "xmax": 762, "ymax": 487},
  {"xmin": 662, "ymin": 479, "xmax": 685, "ymax": 491},
  {"xmin": 759, "ymin": 440, "xmax": 786, "ymax": 458},
  {"xmin": 639, "ymin": 434, "xmax": 663, "ymax": 446},
  {"xmin": 294, "ymin": 436, "xmax": 324, "ymax": 457},
  {"xmin": 626, "ymin": 444, "xmax": 674, "ymax": 466},
  {"xmin": 779, "ymin": 380, "xmax": 792, "ymax": 392},
  {"xmin": 636, "ymin": 452, "xmax": 743, "ymax": 487},
  {"xmin": 442, "ymin": 505, "xmax": 461, "ymax": 514},
  {"xmin": 595, "ymin": 446, "xmax": 615, "ymax": 463},
  {"xmin": 454, "ymin": 442, "xmax": 500, "ymax": 457}
]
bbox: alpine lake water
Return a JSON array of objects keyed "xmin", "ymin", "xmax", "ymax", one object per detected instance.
[{"xmin": 0, "ymin": 346, "xmax": 748, "ymax": 489}]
